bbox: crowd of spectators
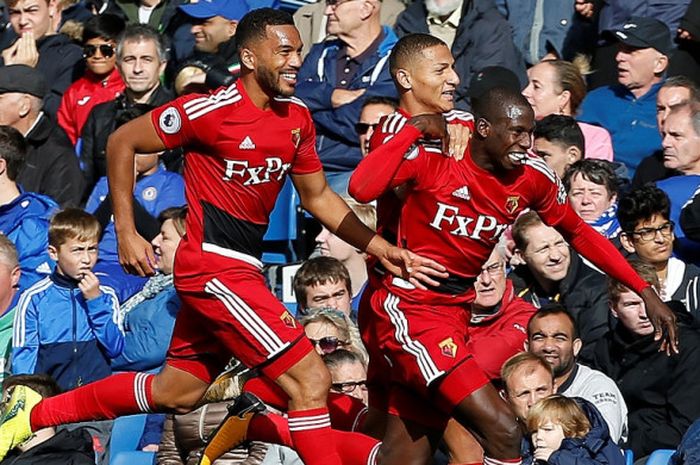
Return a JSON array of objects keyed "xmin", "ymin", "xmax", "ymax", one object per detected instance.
[{"xmin": 2, "ymin": 0, "xmax": 700, "ymax": 464}]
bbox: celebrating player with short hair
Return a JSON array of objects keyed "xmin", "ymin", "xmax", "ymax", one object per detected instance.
[
  {"xmin": 348, "ymin": 33, "xmax": 678, "ymax": 465},
  {"xmin": 0, "ymin": 10, "xmax": 445, "ymax": 464}
]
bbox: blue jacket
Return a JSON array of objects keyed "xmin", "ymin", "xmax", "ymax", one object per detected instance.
[
  {"xmin": 86, "ymin": 165, "xmax": 186, "ymax": 263},
  {"xmin": 597, "ymin": 0, "xmax": 689, "ymax": 44},
  {"xmin": 0, "ymin": 192, "xmax": 57, "ymax": 292},
  {"xmin": 579, "ymin": 82, "xmax": 663, "ymax": 176},
  {"xmin": 296, "ymin": 26, "xmax": 398, "ymax": 172},
  {"xmin": 12, "ymin": 272, "xmax": 124, "ymax": 390},
  {"xmin": 657, "ymin": 175, "xmax": 700, "ymax": 265},
  {"xmin": 523, "ymin": 398, "xmax": 625, "ymax": 465},
  {"xmin": 111, "ymin": 283, "xmax": 180, "ymax": 372}
]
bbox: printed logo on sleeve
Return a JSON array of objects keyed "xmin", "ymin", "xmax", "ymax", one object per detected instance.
[{"xmin": 159, "ymin": 107, "xmax": 181, "ymax": 134}]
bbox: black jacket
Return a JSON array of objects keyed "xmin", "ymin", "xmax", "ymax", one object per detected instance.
[
  {"xmin": 591, "ymin": 303, "xmax": 700, "ymax": 457},
  {"xmin": 79, "ymin": 85, "xmax": 174, "ymax": 194},
  {"xmin": 394, "ymin": 0, "xmax": 527, "ymax": 110},
  {"xmin": 509, "ymin": 250, "xmax": 610, "ymax": 364},
  {"xmin": 183, "ymin": 36, "xmax": 240, "ymax": 90},
  {"xmin": 17, "ymin": 113, "xmax": 84, "ymax": 207},
  {"xmin": 0, "ymin": 428, "xmax": 94, "ymax": 465},
  {"xmin": 0, "ymin": 33, "xmax": 83, "ymax": 117}
]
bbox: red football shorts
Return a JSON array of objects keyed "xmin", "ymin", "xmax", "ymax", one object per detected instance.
[
  {"xmin": 361, "ymin": 285, "xmax": 489, "ymax": 430},
  {"xmin": 166, "ymin": 262, "xmax": 312, "ymax": 383}
]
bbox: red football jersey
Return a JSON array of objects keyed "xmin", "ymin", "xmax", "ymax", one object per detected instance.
[{"xmin": 151, "ymin": 82, "xmax": 322, "ymax": 285}]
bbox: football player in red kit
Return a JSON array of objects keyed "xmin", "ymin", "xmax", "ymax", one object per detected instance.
[
  {"xmin": 348, "ymin": 33, "xmax": 678, "ymax": 465},
  {"xmin": 0, "ymin": 11, "xmax": 446, "ymax": 464}
]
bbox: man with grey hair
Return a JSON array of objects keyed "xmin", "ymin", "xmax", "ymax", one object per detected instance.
[
  {"xmin": 0, "ymin": 234, "xmax": 20, "ymax": 384},
  {"xmin": 394, "ymin": 0, "xmax": 526, "ymax": 110},
  {"xmin": 80, "ymin": 24, "xmax": 174, "ymax": 194},
  {"xmin": 0, "ymin": 65, "xmax": 84, "ymax": 207}
]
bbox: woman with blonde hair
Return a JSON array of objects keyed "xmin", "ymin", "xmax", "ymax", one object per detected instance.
[{"xmin": 522, "ymin": 58, "xmax": 614, "ymax": 162}]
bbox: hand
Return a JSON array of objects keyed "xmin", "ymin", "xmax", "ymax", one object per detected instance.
[
  {"xmin": 174, "ymin": 66, "xmax": 207, "ymax": 95},
  {"xmin": 446, "ymin": 122, "xmax": 471, "ymax": 160},
  {"xmin": 534, "ymin": 446, "xmax": 555, "ymax": 462},
  {"xmin": 678, "ymin": 28, "xmax": 697, "ymax": 42},
  {"xmin": 379, "ymin": 246, "xmax": 448, "ymax": 290},
  {"xmin": 78, "ymin": 271, "xmax": 101, "ymax": 301},
  {"xmin": 409, "ymin": 114, "xmax": 450, "ymax": 153},
  {"xmin": 641, "ymin": 286, "xmax": 679, "ymax": 355},
  {"xmin": 118, "ymin": 230, "xmax": 158, "ymax": 277},
  {"xmin": 142, "ymin": 444, "xmax": 159, "ymax": 452},
  {"xmin": 331, "ymin": 88, "xmax": 365, "ymax": 108},
  {"xmin": 1, "ymin": 33, "xmax": 39, "ymax": 67},
  {"xmin": 574, "ymin": 0, "xmax": 594, "ymax": 18}
]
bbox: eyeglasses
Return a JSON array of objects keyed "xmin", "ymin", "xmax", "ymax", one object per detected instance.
[
  {"xmin": 628, "ymin": 221, "xmax": 675, "ymax": 243},
  {"xmin": 480, "ymin": 261, "xmax": 505, "ymax": 277},
  {"xmin": 83, "ymin": 44, "xmax": 115, "ymax": 59},
  {"xmin": 355, "ymin": 122, "xmax": 378, "ymax": 135},
  {"xmin": 325, "ymin": 0, "xmax": 359, "ymax": 7},
  {"xmin": 308, "ymin": 336, "xmax": 349, "ymax": 354},
  {"xmin": 330, "ymin": 380, "xmax": 367, "ymax": 394}
]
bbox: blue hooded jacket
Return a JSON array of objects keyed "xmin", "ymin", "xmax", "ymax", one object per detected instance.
[{"xmin": 0, "ymin": 191, "xmax": 57, "ymax": 292}]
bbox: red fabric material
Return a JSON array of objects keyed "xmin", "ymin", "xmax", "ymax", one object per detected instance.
[
  {"xmin": 243, "ymin": 377, "xmax": 288, "ymax": 410},
  {"xmin": 288, "ymin": 407, "xmax": 341, "ymax": 465},
  {"xmin": 249, "ymin": 412, "xmax": 293, "ymax": 446},
  {"xmin": 30, "ymin": 372, "xmax": 153, "ymax": 430}
]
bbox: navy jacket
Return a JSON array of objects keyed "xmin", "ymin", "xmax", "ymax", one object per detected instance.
[
  {"xmin": 12, "ymin": 272, "xmax": 123, "ymax": 390},
  {"xmin": 395, "ymin": 0, "xmax": 527, "ymax": 110},
  {"xmin": 296, "ymin": 26, "xmax": 398, "ymax": 172},
  {"xmin": 523, "ymin": 398, "xmax": 625, "ymax": 465}
]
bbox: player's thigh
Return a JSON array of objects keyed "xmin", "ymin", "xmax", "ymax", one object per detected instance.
[
  {"xmin": 274, "ymin": 348, "xmax": 331, "ymax": 410},
  {"xmin": 377, "ymin": 413, "xmax": 442, "ymax": 465}
]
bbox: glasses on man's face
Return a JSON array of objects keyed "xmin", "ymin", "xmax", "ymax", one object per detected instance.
[
  {"xmin": 309, "ymin": 336, "xmax": 349, "ymax": 354},
  {"xmin": 330, "ymin": 380, "xmax": 367, "ymax": 394},
  {"xmin": 629, "ymin": 221, "xmax": 675, "ymax": 243},
  {"xmin": 83, "ymin": 44, "xmax": 115, "ymax": 59},
  {"xmin": 355, "ymin": 122, "xmax": 378, "ymax": 135},
  {"xmin": 480, "ymin": 261, "xmax": 505, "ymax": 277}
]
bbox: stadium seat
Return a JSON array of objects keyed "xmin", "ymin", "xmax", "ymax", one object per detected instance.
[
  {"xmin": 110, "ymin": 414, "xmax": 148, "ymax": 465},
  {"xmin": 111, "ymin": 451, "xmax": 155, "ymax": 465},
  {"xmin": 625, "ymin": 449, "xmax": 634, "ymax": 465},
  {"xmin": 263, "ymin": 178, "xmax": 301, "ymax": 264},
  {"xmin": 645, "ymin": 449, "xmax": 675, "ymax": 465}
]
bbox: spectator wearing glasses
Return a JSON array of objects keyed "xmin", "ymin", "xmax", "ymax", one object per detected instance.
[
  {"xmin": 618, "ymin": 185, "xmax": 700, "ymax": 319},
  {"xmin": 324, "ymin": 349, "xmax": 368, "ymax": 405},
  {"xmin": 356, "ymin": 96, "xmax": 397, "ymax": 157},
  {"xmin": 57, "ymin": 14, "xmax": 126, "ymax": 147},
  {"xmin": 299, "ymin": 307, "xmax": 368, "ymax": 364}
]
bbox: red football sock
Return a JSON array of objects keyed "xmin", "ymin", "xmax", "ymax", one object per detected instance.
[
  {"xmin": 288, "ymin": 407, "xmax": 342, "ymax": 465},
  {"xmin": 31, "ymin": 373, "xmax": 154, "ymax": 430},
  {"xmin": 248, "ymin": 412, "xmax": 293, "ymax": 446}
]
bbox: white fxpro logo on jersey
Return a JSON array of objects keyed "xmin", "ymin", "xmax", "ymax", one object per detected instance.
[
  {"xmin": 239, "ymin": 136, "xmax": 256, "ymax": 150},
  {"xmin": 452, "ymin": 186, "xmax": 470, "ymax": 201}
]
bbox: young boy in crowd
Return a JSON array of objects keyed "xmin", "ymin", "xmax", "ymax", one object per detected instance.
[{"xmin": 12, "ymin": 209, "xmax": 124, "ymax": 391}]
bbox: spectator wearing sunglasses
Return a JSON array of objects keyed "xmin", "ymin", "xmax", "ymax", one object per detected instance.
[
  {"xmin": 57, "ymin": 14, "xmax": 126, "ymax": 147},
  {"xmin": 618, "ymin": 185, "xmax": 700, "ymax": 319},
  {"xmin": 323, "ymin": 349, "xmax": 368, "ymax": 405},
  {"xmin": 356, "ymin": 96, "xmax": 397, "ymax": 157},
  {"xmin": 299, "ymin": 307, "xmax": 368, "ymax": 364}
]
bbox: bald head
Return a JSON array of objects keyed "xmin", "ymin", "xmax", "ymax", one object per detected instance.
[
  {"xmin": 472, "ymin": 87, "xmax": 532, "ymax": 124},
  {"xmin": 389, "ymin": 33, "xmax": 448, "ymax": 80}
]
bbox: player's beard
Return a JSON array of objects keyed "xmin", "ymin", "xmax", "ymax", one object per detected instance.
[{"xmin": 257, "ymin": 63, "xmax": 294, "ymax": 97}]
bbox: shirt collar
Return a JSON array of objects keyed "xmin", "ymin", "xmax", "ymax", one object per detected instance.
[{"xmin": 427, "ymin": 2, "xmax": 463, "ymax": 28}]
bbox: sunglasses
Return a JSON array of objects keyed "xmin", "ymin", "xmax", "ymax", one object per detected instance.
[
  {"xmin": 355, "ymin": 122, "xmax": 378, "ymax": 135},
  {"xmin": 83, "ymin": 44, "xmax": 115, "ymax": 59},
  {"xmin": 308, "ymin": 336, "xmax": 348, "ymax": 354}
]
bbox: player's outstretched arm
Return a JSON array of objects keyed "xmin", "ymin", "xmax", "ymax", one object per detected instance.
[
  {"xmin": 106, "ymin": 113, "xmax": 167, "ymax": 277},
  {"xmin": 640, "ymin": 286, "xmax": 679, "ymax": 355},
  {"xmin": 293, "ymin": 170, "xmax": 447, "ymax": 289}
]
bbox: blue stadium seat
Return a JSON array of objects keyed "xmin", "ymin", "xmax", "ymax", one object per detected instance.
[
  {"xmin": 111, "ymin": 451, "xmax": 155, "ymax": 465},
  {"xmin": 263, "ymin": 178, "xmax": 300, "ymax": 264},
  {"xmin": 645, "ymin": 449, "xmax": 675, "ymax": 465},
  {"xmin": 110, "ymin": 414, "xmax": 148, "ymax": 465},
  {"xmin": 625, "ymin": 449, "xmax": 634, "ymax": 465}
]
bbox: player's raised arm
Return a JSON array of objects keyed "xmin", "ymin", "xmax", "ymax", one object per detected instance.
[
  {"xmin": 293, "ymin": 170, "xmax": 447, "ymax": 289},
  {"xmin": 106, "ymin": 112, "xmax": 167, "ymax": 277}
]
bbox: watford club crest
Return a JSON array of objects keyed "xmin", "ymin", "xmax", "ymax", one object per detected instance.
[
  {"xmin": 505, "ymin": 196, "xmax": 520, "ymax": 214},
  {"xmin": 280, "ymin": 311, "xmax": 297, "ymax": 329},
  {"xmin": 439, "ymin": 337, "xmax": 458, "ymax": 358},
  {"xmin": 291, "ymin": 128, "xmax": 301, "ymax": 148}
]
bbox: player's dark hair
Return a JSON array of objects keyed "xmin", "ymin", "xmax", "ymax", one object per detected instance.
[
  {"xmin": 293, "ymin": 256, "xmax": 352, "ymax": 308},
  {"xmin": 512, "ymin": 211, "xmax": 544, "ymax": 251},
  {"xmin": 361, "ymin": 96, "xmax": 398, "ymax": 111},
  {"xmin": 617, "ymin": 185, "xmax": 671, "ymax": 234},
  {"xmin": 236, "ymin": 8, "xmax": 294, "ymax": 51},
  {"xmin": 562, "ymin": 159, "xmax": 618, "ymax": 197},
  {"xmin": 533, "ymin": 114, "xmax": 584, "ymax": 154},
  {"xmin": 3, "ymin": 374, "xmax": 62, "ymax": 398},
  {"xmin": 0, "ymin": 125, "xmax": 26, "ymax": 182},
  {"xmin": 82, "ymin": 13, "xmax": 126, "ymax": 44},
  {"xmin": 527, "ymin": 303, "xmax": 579, "ymax": 339},
  {"xmin": 389, "ymin": 33, "xmax": 447, "ymax": 78},
  {"xmin": 472, "ymin": 87, "xmax": 531, "ymax": 123}
]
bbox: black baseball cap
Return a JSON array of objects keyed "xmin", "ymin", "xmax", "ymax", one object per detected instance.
[
  {"xmin": 468, "ymin": 66, "xmax": 522, "ymax": 100},
  {"xmin": 608, "ymin": 16, "xmax": 673, "ymax": 56},
  {"xmin": 0, "ymin": 65, "xmax": 48, "ymax": 98}
]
